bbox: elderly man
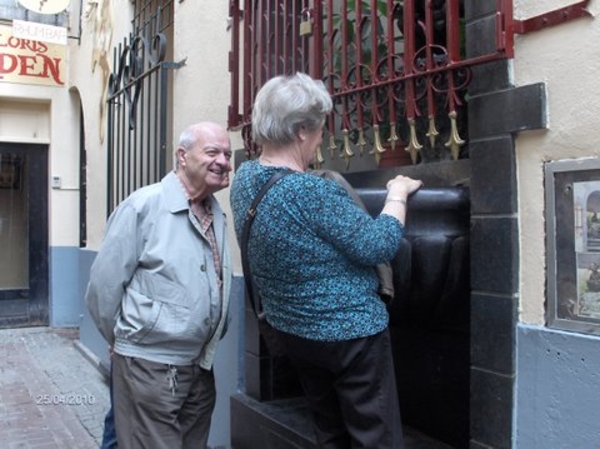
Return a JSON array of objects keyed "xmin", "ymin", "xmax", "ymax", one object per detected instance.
[{"xmin": 86, "ymin": 121, "xmax": 233, "ymax": 449}]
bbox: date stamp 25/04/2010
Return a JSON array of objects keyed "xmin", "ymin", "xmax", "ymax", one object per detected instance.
[{"xmin": 34, "ymin": 393, "xmax": 96, "ymax": 406}]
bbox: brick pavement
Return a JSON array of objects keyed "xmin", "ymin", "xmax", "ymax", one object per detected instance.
[
  {"xmin": 0, "ymin": 326, "xmax": 110, "ymax": 449},
  {"xmin": 0, "ymin": 326, "xmax": 453, "ymax": 449}
]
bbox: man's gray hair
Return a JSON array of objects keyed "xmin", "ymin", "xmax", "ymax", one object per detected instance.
[
  {"xmin": 251, "ymin": 72, "xmax": 333, "ymax": 145},
  {"xmin": 173, "ymin": 126, "xmax": 196, "ymax": 169},
  {"xmin": 178, "ymin": 126, "xmax": 197, "ymax": 152}
]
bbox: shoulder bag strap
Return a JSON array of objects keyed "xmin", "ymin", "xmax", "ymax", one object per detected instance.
[{"xmin": 241, "ymin": 170, "xmax": 293, "ymax": 318}]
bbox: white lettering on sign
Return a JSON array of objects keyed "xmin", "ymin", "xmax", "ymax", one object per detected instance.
[{"xmin": 13, "ymin": 20, "xmax": 67, "ymax": 46}]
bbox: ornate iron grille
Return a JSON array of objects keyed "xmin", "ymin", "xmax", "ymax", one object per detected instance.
[
  {"xmin": 132, "ymin": 0, "xmax": 174, "ymax": 35},
  {"xmin": 106, "ymin": 1, "xmax": 175, "ymax": 215},
  {"xmin": 229, "ymin": 0, "xmax": 514, "ymax": 171},
  {"xmin": 229, "ymin": 0, "xmax": 314, "ymax": 153}
]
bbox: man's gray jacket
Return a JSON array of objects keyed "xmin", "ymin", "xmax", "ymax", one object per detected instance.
[{"xmin": 85, "ymin": 171, "xmax": 232, "ymax": 370}]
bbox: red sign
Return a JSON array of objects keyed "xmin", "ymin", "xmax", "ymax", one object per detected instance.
[{"xmin": 0, "ymin": 24, "xmax": 66, "ymax": 87}]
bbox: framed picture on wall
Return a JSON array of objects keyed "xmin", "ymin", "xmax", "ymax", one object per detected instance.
[
  {"xmin": 546, "ymin": 158, "xmax": 600, "ymax": 335},
  {"xmin": 0, "ymin": 157, "xmax": 22, "ymax": 190}
]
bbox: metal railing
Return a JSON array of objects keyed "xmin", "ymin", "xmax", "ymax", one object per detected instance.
[
  {"xmin": 105, "ymin": 1, "xmax": 175, "ymax": 215},
  {"xmin": 229, "ymin": 0, "xmax": 514, "ymax": 171}
]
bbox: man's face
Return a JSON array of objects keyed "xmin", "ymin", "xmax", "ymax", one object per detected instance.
[{"xmin": 178, "ymin": 126, "xmax": 232, "ymax": 198}]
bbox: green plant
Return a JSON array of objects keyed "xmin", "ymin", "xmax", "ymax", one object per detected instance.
[{"xmin": 330, "ymin": 0, "xmax": 392, "ymax": 73}]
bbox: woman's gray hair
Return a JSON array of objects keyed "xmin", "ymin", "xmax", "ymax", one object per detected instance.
[{"xmin": 251, "ymin": 72, "xmax": 333, "ymax": 145}]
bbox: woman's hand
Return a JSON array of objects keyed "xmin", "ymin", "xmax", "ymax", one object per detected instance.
[
  {"xmin": 381, "ymin": 175, "xmax": 423, "ymax": 224},
  {"xmin": 386, "ymin": 175, "xmax": 423, "ymax": 201}
]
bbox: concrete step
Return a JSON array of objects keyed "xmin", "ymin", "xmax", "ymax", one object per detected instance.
[{"xmin": 231, "ymin": 394, "xmax": 455, "ymax": 449}]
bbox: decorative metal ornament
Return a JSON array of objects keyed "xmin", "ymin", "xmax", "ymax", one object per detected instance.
[
  {"xmin": 357, "ymin": 129, "xmax": 367, "ymax": 156},
  {"xmin": 369, "ymin": 125, "xmax": 387, "ymax": 165},
  {"xmin": 314, "ymin": 146, "xmax": 325, "ymax": 169},
  {"xmin": 445, "ymin": 111, "xmax": 465, "ymax": 160},
  {"xmin": 426, "ymin": 116, "xmax": 439, "ymax": 149},
  {"xmin": 340, "ymin": 129, "xmax": 354, "ymax": 169},
  {"xmin": 388, "ymin": 123, "xmax": 399, "ymax": 152},
  {"xmin": 328, "ymin": 135, "xmax": 337, "ymax": 159},
  {"xmin": 406, "ymin": 119, "xmax": 423, "ymax": 164}
]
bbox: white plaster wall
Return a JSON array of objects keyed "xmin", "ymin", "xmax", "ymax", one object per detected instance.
[
  {"xmin": 0, "ymin": 98, "xmax": 49, "ymax": 141},
  {"xmin": 172, "ymin": 0, "xmax": 245, "ymax": 273},
  {"xmin": 516, "ymin": 325, "xmax": 600, "ymax": 447},
  {"xmin": 0, "ymin": 0, "xmax": 130, "ymax": 249},
  {"xmin": 0, "ymin": 0, "xmax": 127, "ymax": 250},
  {"xmin": 69, "ymin": 0, "xmax": 135, "ymax": 249},
  {"xmin": 513, "ymin": 0, "xmax": 591, "ymax": 20},
  {"xmin": 512, "ymin": 0, "xmax": 600, "ymax": 324},
  {"xmin": 0, "ymin": 85, "xmax": 80, "ymax": 247}
]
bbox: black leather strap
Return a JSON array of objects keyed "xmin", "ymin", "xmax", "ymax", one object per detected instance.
[{"xmin": 241, "ymin": 170, "xmax": 293, "ymax": 317}]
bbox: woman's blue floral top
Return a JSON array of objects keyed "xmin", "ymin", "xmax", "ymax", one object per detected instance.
[{"xmin": 230, "ymin": 160, "xmax": 404, "ymax": 341}]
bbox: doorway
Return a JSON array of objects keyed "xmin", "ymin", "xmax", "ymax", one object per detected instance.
[{"xmin": 0, "ymin": 143, "xmax": 48, "ymax": 327}]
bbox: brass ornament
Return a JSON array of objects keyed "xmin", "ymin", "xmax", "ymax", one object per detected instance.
[
  {"xmin": 328, "ymin": 134, "xmax": 337, "ymax": 159},
  {"xmin": 445, "ymin": 111, "xmax": 465, "ymax": 160},
  {"xmin": 388, "ymin": 123, "xmax": 399, "ymax": 152},
  {"xmin": 340, "ymin": 128, "xmax": 355, "ymax": 169},
  {"xmin": 426, "ymin": 116, "xmax": 439, "ymax": 149},
  {"xmin": 314, "ymin": 145, "xmax": 325, "ymax": 168},
  {"xmin": 370, "ymin": 125, "xmax": 387, "ymax": 165},
  {"xmin": 357, "ymin": 128, "xmax": 367, "ymax": 156},
  {"xmin": 407, "ymin": 119, "xmax": 423, "ymax": 164}
]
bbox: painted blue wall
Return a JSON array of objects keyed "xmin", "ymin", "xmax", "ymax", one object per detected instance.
[
  {"xmin": 77, "ymin": 248, "xmax": 243, "ymax": 449},
  {"xmin": 78, "ymin": 249, "xmax": 111, "ymax": 369},
  {"xmin": 50, "ymin": 246, "xmax": 85, "ymax": 327},
  {"xmin": 516, "ymin": 324, "xmax": 600, "ymax": 448},
  {"xmin": 210, "ymin": 276, "xmax": 244, "ymax": 449}
]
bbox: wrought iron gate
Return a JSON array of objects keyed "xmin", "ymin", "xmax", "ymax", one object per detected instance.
[{"xmin": 106, "ymin": 2, "xmax": 177, "ymax": 214}]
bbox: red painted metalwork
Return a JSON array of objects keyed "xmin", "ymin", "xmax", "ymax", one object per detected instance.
[
  {"xmin": 499, "ymin": 0, "xmax": 514, "ymax": 57},
  {"xmin": 424, "ymin": 0, "xmax": 437, "ymax": 134},
  {"xmin": 229, "ymin": 0, "xmax": 515, "ymax": 166},
  {"xmin": 243, "ymin": 0, "xmax": 252, "ymax": 123},
  {"xmin": 228, "ymin": 1, "xmax": 241, "ymax": 129},
  {"xmin": 355, "ymin": 0, "xmax": 365, "ymax": 135},
  {"xmin": 402, "ymin": 0, "xmax": 419, "ymax": 158},
  {"xmin": 514, "ymin": 0, "xmax": 591, "ymax": 35},
  {"xmin": 446, "ymin": 0, "xmax": 460, "ymax": 62},
  {"xmin": 311, "ymin": 1, "xmax": 323, "ymax": 78}
]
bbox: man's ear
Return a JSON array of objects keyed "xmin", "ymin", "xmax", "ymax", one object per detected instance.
[
  {"xmin": 176, "ymin": 147, "xmax": 187, "ymax": 166},
  {"xmin": 297, "ymin": 127, "xmax": 306, "ymax": 141}
]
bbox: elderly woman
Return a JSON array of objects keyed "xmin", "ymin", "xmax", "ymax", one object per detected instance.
[{"xmin": 230, "ymin": 72, "xmax": 422, "ymax": 449}]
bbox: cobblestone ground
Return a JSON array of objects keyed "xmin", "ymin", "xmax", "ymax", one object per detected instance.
[{"xmin": 0, "ymin": 326, "xmax": 110, "ymax": 449}]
